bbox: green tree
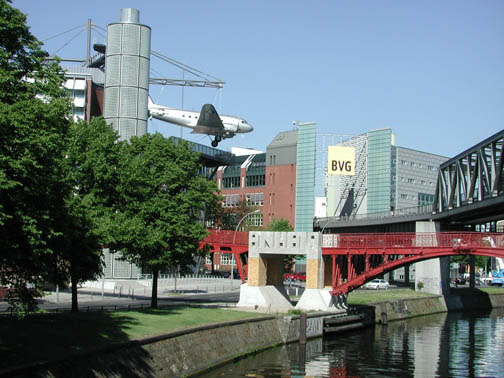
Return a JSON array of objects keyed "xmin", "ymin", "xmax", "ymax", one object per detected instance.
[
  {"xmin": 111, "ymin": 134, "xmax": 220, "ymax": 308},
  {"xmin": 0, "ymin": 0, "xmax": 71, "ymax": 312},
  {"xmin": 267, "ymin": 218, "xmax": 293, "ymax": 232},
  {"xmin": 451, "ymin": 255, "xmax": 488, "ymax": 270},
  {"xmin": 267, "ymin": 218, "xmax": 295, "ymax": 271},
  {"xmin": 57, "ymin": 118, "xmax": 122, "ymax": 311}
]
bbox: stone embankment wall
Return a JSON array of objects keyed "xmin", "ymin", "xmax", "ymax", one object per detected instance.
[{"xmin": 7, "ymin": 293, "xmax": 504, "ymax": 378}]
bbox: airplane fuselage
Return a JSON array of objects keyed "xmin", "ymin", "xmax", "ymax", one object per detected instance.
[{"xmin": 148, "ymin": 104, "xmax": 252, "ymax": 137}]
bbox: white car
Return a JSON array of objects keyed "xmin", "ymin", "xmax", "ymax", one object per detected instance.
[{"xmin": 365, "ymin": 279, "xmax": 389, "ymax": 290}]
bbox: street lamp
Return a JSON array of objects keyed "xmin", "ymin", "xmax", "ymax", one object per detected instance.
[{"xmin": 232, "ymin": 209, "xmax": 261, "ymax": 283}]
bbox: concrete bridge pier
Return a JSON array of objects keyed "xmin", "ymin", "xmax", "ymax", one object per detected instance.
[
  {"xmin": 237, "ymin": 232, "xmax": 341, "ymax": 313},
  {"xmin": 414, "ymin": 221, "xmax": 451, "ymax": 295}
]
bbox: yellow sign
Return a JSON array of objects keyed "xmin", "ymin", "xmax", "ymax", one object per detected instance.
[{"xmin": 328, "ymin": 146, "xmax": 355, "ymax": 175}]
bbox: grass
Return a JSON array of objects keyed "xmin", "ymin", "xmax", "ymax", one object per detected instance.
[
  {"xmin": 0, "ymin": 306, "xmax": 265, "ymax": 371},
  {"xmin": 347, "ymin": 288, "xmax": 435, "ymax": 305},
  {"xmin": 347, "ymin": 286, "xmax": 504, "ymax": 305}
]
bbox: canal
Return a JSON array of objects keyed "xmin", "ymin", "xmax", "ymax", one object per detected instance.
[{"xmin": 200, "ymin": 308, "xmax": 504, "ymax": 377}]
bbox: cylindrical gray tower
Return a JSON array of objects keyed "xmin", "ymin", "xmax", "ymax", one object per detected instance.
[{"xmin": 104, "ymin": 8, "xmax": 151, "ymax": 141}]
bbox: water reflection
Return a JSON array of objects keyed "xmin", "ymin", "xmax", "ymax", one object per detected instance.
[{"xmin": 200, "ymin": 309, "xmax": 504, "ymax": 377}]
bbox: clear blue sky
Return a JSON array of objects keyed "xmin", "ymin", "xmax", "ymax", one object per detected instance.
[{"xmin": 14, "ymin": 0, "xmax": 504, "ymax": 158}]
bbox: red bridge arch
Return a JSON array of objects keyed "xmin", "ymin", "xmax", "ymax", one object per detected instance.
[{"xmin": 322, "ymin": 232, "xmax": 504, "ymax": 296}]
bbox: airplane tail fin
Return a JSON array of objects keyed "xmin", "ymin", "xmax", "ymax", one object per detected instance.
[{"xmin": 148, "ymin": 96, "xmax": 154, "ymax": 107}]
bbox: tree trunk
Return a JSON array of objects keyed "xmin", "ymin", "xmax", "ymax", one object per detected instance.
[
  {"xmin": 71, "ymin": 274, "xmax": 79, "ymax": 312},
  {"xmin": 151, "ymin": 269, "xmax": 159, "ymax": 308}
]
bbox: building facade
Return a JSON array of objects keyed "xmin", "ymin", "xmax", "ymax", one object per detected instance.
[
  {"xmin": 327, "ymin": 128, "xmax": 448, "ymax": 218},
  {"xmin": 62, "ymin": 66, "xmax": 105, "ymax": 122}
]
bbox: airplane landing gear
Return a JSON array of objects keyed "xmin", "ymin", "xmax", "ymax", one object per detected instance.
[{"xmin": 211, "ymin": 135, "xmax": 222, "ymax": 148}]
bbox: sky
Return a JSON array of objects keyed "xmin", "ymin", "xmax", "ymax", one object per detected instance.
[{"xmin": 13, "ymin": 0, "xmax": 504, "ymax": 158}]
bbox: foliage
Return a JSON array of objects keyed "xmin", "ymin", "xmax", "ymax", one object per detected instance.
[
  {"xmin": 267, "ymin": 218, "xmax": 293, "ymax": 232},
  {"xmin": 210, "ymin": 199, "xmax": 260, "ymax": 231},
  {"xmin": 451, "ymin": 255, "xmax": 489, "ymax": 270},
  {"xmin": 6, "ymin": 284, "xmax": 41, "ymax": 319},
  {"xmin": 0, "ymin": 0, "xmax": 71, "ymax": 313},
  {"xmin": 417, "ymin": 281, "xmax": 424, "ymax": 290},
  {"xmin": 110, "ymin": 134, "xmax": 220, "ymax": 307},
  {"xmin": 57, "ymin": 118, "xmax": 121, "ymax": 311}
]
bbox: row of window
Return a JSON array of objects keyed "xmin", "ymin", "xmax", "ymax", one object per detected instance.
[
  {"xmin": 397, "ymin": 192, "xmax": 435, "ymax": 205},
  {"xmin": 246, "ymin": 193, "xmax": 264, "ymax": 206},
  {"xmin": 399, "ymin": 160, "xmax": 437, "ymax": 171},
  {"xmin": 222, "ymin": 175, "xmax": 265, "ymax": 189},
  {"xmin": 398, "ymin": 177, "xmax": 434, "ymax": 186},
  {"xmin": 205, "ymin": 253, "xmax": 235, "ymax": 265},
  {"xmin": 223, "ymin": 194, "xmax": 240, "ymax": 207},
  {"xmin": 222, "ymin": 193, "xmax": 264, "ymax": 207},
  {"xmin": 222, "ymin": 176, "xmax": 240, "ymax": 189}
]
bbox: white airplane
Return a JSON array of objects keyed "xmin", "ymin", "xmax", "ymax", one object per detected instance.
[{"xmin": 148, "ymin": 97, "xmax": 253, "ymax": 147}]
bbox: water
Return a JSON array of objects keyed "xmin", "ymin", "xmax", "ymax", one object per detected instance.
[{"xmin": 200, "ymin": 308, "xmax": 504, "ymax": 377}]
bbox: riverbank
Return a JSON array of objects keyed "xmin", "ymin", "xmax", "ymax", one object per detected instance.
[{"xmin": 2, "ymin": 289, "xmax": 504, "ymax": 377}]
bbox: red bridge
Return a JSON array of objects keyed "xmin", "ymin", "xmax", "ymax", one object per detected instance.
[{"xmin": 202, "ymin": 230, "xmax": 504, "ymax": 298}]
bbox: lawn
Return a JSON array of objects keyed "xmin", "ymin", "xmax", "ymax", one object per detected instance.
[
  {"xmin": 347, "ymin": 288, "xmax": 436, "ymax": 305},
  {"xmin": 0, "ymin": 306, "xmax": 264, "ymax": 371},
  {"xmin": 347, "ymin": 286, "xmax": 504, "ymax": 305}
]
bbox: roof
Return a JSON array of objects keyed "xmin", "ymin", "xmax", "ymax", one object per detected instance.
[{"xmin": 267, "ymin": 130, "xmax": 298, "ymax": 149}]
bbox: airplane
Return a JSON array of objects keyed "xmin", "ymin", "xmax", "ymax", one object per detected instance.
[{"xmin": 148, "ymin": 97, "xmax": 253, "ymax": 147}]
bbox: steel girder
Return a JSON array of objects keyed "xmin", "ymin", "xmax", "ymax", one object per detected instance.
[{"xmin": 433, "ymin": 130, "xmax": 504, "ymax": 213}]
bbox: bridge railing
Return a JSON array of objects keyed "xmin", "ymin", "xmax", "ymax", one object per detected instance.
[
  {"xmin": 204, "ymin": 229, "xmax": 249, "ymax": 246},
  {"xmin": 322, "ymin": 232, "xmax": 504, "ymax": 250}
]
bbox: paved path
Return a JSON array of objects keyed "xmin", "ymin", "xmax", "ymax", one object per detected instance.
[{"xmin": 0, "ymin": 278, "xmax": 244, "ymax": 313}]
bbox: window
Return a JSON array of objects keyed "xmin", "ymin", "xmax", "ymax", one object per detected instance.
[
  {"xmin": 223, "ymin": 194, "xmax": 240, "ymax": 207},
  {"xmin": 205, "ymin": 256, "xmax": 212, "ymax": 265},
  {"xmin": 220, "ymin": 253, "xmax": 235, "ymax": 265},
  {"xmin": 246, "ymin": 213, "xmax": 263, "ymax": 227},
  {"xmin": 418, "ymin": 193, "xmax": 435, "ymax": 206},
  {"xmin": 246, "ymin": 193, "xmax": 264, "ymax": 206},
  {"xmin": 408, "ymin": 178, "xmax": 415, "ymax": 183},
  {"xmin": 400, "ymin": 194, "xmax": 408, "ymax": 199},
  {"xmin": 223, "ymin": 176, "xmax": 240, "ymax": 189},
  {"xmin": 246, "ymin": 175, "xmax": 265, "ymax": 187}
]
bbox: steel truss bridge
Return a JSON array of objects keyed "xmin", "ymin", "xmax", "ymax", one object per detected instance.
[
  {"xmin": 203, "ymin": 230, "xmax": 504, "ymax": 299},
  {"xmin": 434, "ymin": 129, "xmax": 504, "ymax": 215}
]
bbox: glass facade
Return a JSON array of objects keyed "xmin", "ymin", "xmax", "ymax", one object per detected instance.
[
  {"xmin": 295, "ymin": 122, "xmax": 317, "ymax": 231},
  {"xmin": 367, "ymin": 129, "xmax": 392, "ymax": 213}
]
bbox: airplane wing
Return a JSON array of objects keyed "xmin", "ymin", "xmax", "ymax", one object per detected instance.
[{"xmin": 192, "ymin": 104, "xmax": 225, "ymax": 135}]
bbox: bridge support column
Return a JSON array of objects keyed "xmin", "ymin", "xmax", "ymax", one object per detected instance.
[
  {"xmin": 469, "ymin": 255, "xmax": 476, "ymax": 289},
  {"xmin": 415, "ymin": 221, "xmax": 450, "ymax": 295},
  {"xmin": 237, "ymin": 232, "xmax": 342, "ymax": 313}
]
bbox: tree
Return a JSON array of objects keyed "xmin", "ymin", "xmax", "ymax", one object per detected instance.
[
  {"xmin": 111, "ymin": 134, "xmax": 220, "ymax": 308},
  {"xmin": 267, "ymin": 218, "xmax": 293, "ymax": 232},
  {"xmin": 57, "ymin": 118, "xmax": 121, "ymax": 311},
  {"xmin": 0, "ymin": 0, "xmax": 71, "ymax": 313},
  {"xmin": 211, "ymin": 199, "xmax": 260, "ymax": 231},
  {"xmin": 267, "ymin": 218, "xmax": 295, "ymax": 271}
]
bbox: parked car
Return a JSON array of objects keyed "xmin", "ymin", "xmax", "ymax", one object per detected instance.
[
  {"xmin": 364, "ymin": 279, "xmax": 389, "ymax": 290},
  {"xmin": 283, "ymin": 272, "xmax": 306, "ymax": 282},
  {"xmin": 292, "ymin": 272, "xmax": 306, "ymax": 281}
]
